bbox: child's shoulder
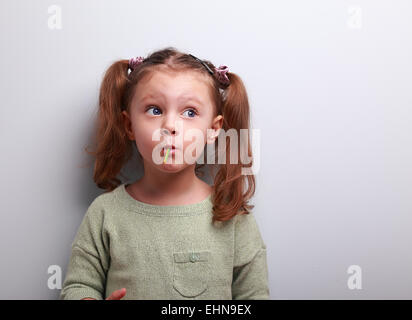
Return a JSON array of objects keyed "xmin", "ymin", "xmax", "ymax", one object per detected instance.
[
  {"xmin": 232, "ymin": 211, "xmax": 262, "ymax": 235},
  {"xmin": 233, "ymin": 210, "xmax": 257, "ymax": 224},
  {"xmin": 233, "ymin": 211, "xmax": 266, "ymax": 249},
  {"xmin": 86, "ymin": 184, "xmax": 122, "ymax": 215}
]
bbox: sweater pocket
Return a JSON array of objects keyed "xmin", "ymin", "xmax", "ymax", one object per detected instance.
[{"xmin": 172, "ymin": 250, "xmax": 211, "ymax": 298}]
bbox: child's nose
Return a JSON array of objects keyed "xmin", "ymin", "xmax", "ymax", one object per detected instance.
[
  {"xmin": 162, "ymin": 117, "xmax": 181, "ymax": 136},
  {"xmin": 161, "ymin": 128, "xmax": 171, "ymax": 136},
  {"xmin": 161, "ymin": 127, "xmax": 177, "ymax": 136}
]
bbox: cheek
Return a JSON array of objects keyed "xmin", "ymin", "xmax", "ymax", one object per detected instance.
[
  {"xmin": 131, "ymin": 122, "xmax": 159, "ymax": 153},
  {"xmin": 182, "ymin": 124, "xmax": 208, "ymax": 152}
]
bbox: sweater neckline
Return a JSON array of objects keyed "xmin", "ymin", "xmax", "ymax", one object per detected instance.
[{"xmin": 115, "ymin": 183, "xmax": 213, "ymax": 216}]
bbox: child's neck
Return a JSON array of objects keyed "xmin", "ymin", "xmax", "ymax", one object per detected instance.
[{"xmin": 128, "ymin": 164, "xmax": 212, "ymax": 205}]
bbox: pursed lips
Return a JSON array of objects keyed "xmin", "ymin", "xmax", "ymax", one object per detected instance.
[{"xmin": 161, "ymin": 145, "xmax": 177, "ymax": 156}]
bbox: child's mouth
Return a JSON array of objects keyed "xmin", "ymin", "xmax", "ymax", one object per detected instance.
[{"xmin": 161, "ymin": 146, "xmax": 177, "ymax": 156}]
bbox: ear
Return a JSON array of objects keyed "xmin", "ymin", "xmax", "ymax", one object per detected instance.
[
  {"xmin": 121, "ymin": 110, "xmax": 135, "ymax": 141},
  {"xmin": 206, "ymin": 115, "xmax": 223, "ymax": 144}
]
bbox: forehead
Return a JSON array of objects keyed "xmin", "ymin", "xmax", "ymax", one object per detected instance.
[{"xmin": 134, "ymin": 70, "xmax": 212, "ymax": 104}]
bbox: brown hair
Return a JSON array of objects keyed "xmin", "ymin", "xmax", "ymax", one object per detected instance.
[{"xmin": 85, "ymin": 46, "xmax": 256, "ymax": 223}]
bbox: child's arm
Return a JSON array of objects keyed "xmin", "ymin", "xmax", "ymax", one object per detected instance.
[
  {"xmin": 60, "ymin": 198, "xmax": 110, "ymax": 300},
  {"xmin": 232, "ymin": 212, "xmax": 270, "ymax": 300}
]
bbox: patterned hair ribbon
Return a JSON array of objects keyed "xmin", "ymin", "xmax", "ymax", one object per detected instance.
[
  {"xmin": 188, "ymin": 54, "xmax": 230, "ymax": 86},
  {"xmin": 128, "ymin": 56, "xmax": 145, "ymax": 72},
  {"xmin": 214, "ymin": 65, "xmax": 230, "ymax": 85}
]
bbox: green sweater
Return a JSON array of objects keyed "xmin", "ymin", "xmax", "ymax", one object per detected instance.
[{"xmin": 60, "ymin": 183, "xmax": 270, "ymax": 300}]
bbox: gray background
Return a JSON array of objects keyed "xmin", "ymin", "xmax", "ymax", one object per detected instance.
[{"xmin": 0, "ymin": 0, "xmax": 411, "ymax": 299}]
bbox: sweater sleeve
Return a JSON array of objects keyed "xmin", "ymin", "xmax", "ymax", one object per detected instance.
[
  {"xmin": 60, "ymin": 198, "xmax": 110, "ymax": 300},
  {"xmin": 232, "ymin": 212, "xmax": 270, "ymax": 300}
]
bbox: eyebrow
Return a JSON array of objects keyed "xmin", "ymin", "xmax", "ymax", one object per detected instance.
[{"xmin": 139, "ymin": 93, "xmax": 204, "ymax": 106}]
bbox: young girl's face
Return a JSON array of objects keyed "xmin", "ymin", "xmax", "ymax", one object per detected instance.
[{"xmin": 122, "ymin": 70, "xmax": 223, "ymax": 173}]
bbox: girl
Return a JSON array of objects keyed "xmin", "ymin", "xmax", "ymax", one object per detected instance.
[{"xmin": 60, "ymin": 47, "xmax": 270, "ymax": 300}]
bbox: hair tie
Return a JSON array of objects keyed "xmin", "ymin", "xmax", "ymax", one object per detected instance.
[
  {"xmin": 214, "ymin": 65, "xmax": 230, "ymax": 85},
  {"xmin": 128, "ymin": 56, "xmax": 145, "ymax": 72},
  {"xmin": 188, "ymin": 54, "xmax": 230, "ymax": 86}
]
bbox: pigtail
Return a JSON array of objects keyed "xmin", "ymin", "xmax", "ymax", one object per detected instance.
[
  {"xmin": 86, "ymin": 59, "xmax": 133, "ymax": 192},
  {"xmin": 212, "ymin": 72, "xmax": 256, "ymax": 223}
]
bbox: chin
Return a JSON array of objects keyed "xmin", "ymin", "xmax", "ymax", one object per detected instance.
[{"xmin": 158, "ymin": 162, "xmax": 187, "ymax": 172}]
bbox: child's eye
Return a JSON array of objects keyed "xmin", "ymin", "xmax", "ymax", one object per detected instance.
[
  {"xmin": 145, "ymin": 106, "xmax": 198, "ymax": 118},
  {"xmin": 146, "ymin": 106, "xmax": 162, "ymax": 116},
  {"xmin": 182, "ymin": 108, "xmax": 198, "ymax": 118}
]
